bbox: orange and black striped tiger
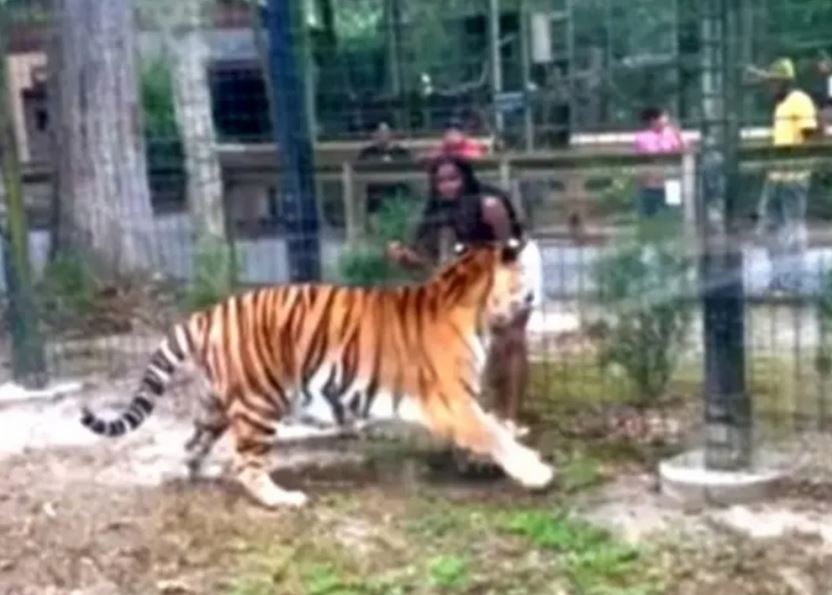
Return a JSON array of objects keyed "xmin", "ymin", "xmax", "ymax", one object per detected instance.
[{"xmin": 80, "ymin": 239, "xmax": 554, "ymax": 507}]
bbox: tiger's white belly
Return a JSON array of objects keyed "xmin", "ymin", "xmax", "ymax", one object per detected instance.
[
  {"xmin": 287, "ymin": 362, "xmax": 424, "ymax": 428},
  {"xmin": 286, "ymin": 329, "xmax": 486, "ymax": 429}
]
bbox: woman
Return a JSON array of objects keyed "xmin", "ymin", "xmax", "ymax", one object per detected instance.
[
  {"xmin": 633, "ymin": 106, "xmax": 685, "ymax": 219},
  {"xmin": 387, "ymin": 155, "xmax": 541, "ymax": 433}
]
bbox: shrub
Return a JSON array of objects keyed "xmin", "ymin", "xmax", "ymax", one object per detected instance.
[
  {"xmin": 590, "ymin": 220, "xmax": 695, "ymax": 405},
  {"xmin": 38, "ymin": 251, "xmax": 98, "ymax": 318},
  {"xmin": 337, "ymin": 192, "xmax": 423, "ymax": 286}
]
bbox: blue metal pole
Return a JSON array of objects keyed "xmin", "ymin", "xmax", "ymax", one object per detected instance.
[
  {"xmin": 699, "ymin": 0, "xmax": 750, "ymax": 470},
  {"xmin": 264, "ymin": 0, "xmax": 321, "ymax": 282}
]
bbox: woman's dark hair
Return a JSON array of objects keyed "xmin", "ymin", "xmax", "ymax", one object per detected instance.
[
  {"xmin": 413, "ymin": 154, "xmax": 521, "ymax": 262},
  {"xmin": 427, "ymin": 154, "xmax": 481, "ymax": 200}
]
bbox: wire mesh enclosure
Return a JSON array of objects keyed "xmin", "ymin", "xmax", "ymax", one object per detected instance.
[{"xmin": 1, "ymin": 0, "xmax": 832, "ymax": 472}]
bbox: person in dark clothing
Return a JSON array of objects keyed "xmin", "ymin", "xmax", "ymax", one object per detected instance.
[
  {"xmin": 357, "ymin": 122, "xmax": 413, "ymax": 214},
  {"xmin": 387, "ymin": 155, "xmax": 539, "ymax": 434},
  {"xmin": 357, "ymin": 122, "xmax": 412, "ymax": 162}
]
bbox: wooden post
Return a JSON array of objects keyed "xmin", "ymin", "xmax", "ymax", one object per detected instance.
[
  {"xmin": 519, "ymin": 0, "xmax": 534, "ymax": 151},
  {"xmin": 499, "ymin": 156, "xmax": 511, "ymax": 190},
  {"xmin": 489, "ymin": 0, "xmax": 504, "ymax": 138},
  {"xmin": 681, "ymin": 150, "xmax": 697, "ymax": 244},
  {"xmin": 0, "ymin": 44, "xmax": 47, "ymax": 388},
  {"xmin": 342, "ymin": 161, "xmax": 359, "ymax": 245}
]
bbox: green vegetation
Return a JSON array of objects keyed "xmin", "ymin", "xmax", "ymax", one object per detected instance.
[
  {"xmin": 37, "ymin": 250, "xmax": 98, "ymax": 320},
  {"xmin": 558, "ymin": 453, "xmax": 607, "ymax": 493},
  {"xmin": 595, "ymin": 169, "xmax": 639, "ymax": 225},
  {"xmin": 502, "ymin": 510, "xmax": 657, "ymax": 594},
  {"xmin": 337, "ymin": 192, "xmax": 424, "ymax": 286},
  {"xmin": 426, "ymin": 555, "xmax": 469, "ymax": 590},
  {"xmin": 139, "ymin": 55, "xmax": 186, "ymax": 210},
  {"xmin": 221, "ymin": 498, "xmax": 663, "ymax": 595},
  {"xmin": 816, "ymin": 268, "xmax": 832, "ymax": 380},
  {"xmin": 590, "ymin": 220, "xmax": 695, "ymax": 407},
  {"xmin": 182, "ymin": 234, "xmax": 240, "ymax": 312},
  {"xmin": 141, "ymin": 56, "xmax": 179, "ymax": 140}
]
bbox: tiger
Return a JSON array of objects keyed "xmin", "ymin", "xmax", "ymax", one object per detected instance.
[{"xmin": 80, "ymin": 238, "xmax": 555, "ymax": 508}]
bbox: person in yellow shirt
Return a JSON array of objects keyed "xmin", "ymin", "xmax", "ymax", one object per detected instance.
[{"xmin": 755, "ymin": 58, "xmax": 820, "ymax": 294}]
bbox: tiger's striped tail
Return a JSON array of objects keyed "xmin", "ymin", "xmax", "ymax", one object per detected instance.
[{"xmin": 80, "ymin": 324, "xmax": 194, "ymax": 437}]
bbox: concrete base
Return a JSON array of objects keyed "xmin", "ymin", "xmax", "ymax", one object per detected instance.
[{"xmin": 659, "ymin": 449, "xmax": 791, "ymax": 507}]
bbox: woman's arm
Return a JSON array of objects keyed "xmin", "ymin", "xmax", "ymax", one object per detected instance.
[{"xmin": 482, "ymin": 195, "xmax": 515, "ymax": 241}]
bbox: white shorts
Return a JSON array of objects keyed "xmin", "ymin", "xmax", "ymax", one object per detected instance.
[{"xmin": 519, "ymin": 238, "xmax": 544, "ymax": 310}]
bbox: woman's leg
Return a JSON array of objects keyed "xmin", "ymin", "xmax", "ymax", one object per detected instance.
[{"xmin": 490, "ymin": 310, "xmax": 531, "ymax": 424}]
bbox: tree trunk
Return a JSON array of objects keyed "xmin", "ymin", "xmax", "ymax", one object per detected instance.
[
  {"xmin": 51, "ymin": 0, "xmax": 155, "ymax": 277},
  {"xmin": 163, "ymin": 0, "xmax": 233, "ymax": 294},
  {"xmin": 169, "ymin": 0, "xmax": 227, "ymax": 242}
]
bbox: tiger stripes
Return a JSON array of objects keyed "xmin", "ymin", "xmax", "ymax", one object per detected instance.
[{"xmin": 80, "ymin": 240, "xmax": 555, "ymax": 507}]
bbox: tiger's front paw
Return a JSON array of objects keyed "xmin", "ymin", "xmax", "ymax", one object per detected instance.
[
  {"xmin": 508, "ymin": 451, "xmax": 556, "ymax": 491},
  {"xmin": 521, "ymin": 460, "xmax": 555, "ymax": 491}
]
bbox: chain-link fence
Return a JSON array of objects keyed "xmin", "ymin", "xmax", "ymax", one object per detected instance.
[{"xmin": 1, "ymin": 0, "xmax": 832, "ymax": 472}]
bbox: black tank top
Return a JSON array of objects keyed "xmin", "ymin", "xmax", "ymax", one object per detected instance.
[
  {"xmin": 452, "ymin": 184, "xmax": 524, "ymax": 244},
  {"xmin": 415, "ymin": 184, "xmax": 525, "ymax": 264}
]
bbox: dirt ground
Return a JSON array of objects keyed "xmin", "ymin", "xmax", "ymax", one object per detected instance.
[{"xmin": 2, "ymin": 374, "xmax": 832, "ymax": 595}]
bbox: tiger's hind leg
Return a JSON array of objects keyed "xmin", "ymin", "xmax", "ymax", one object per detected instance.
[
  {"xmin": 230, "ymin": 406, "xmax": 308, "ymax": 508},
  {"xmin": 184, "ymin": 391, "xmax": 229, "ymax": 479}
]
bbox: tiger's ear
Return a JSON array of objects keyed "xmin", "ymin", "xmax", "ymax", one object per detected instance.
[
  {"xmin": 453, "ymin": 242, "xmax": 468, "ymax": 256},
  {"xmin": 500, "ymin": 237, "xmax": 524, "ymax": 263}
]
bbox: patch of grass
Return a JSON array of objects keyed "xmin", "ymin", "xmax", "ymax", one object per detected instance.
[
  {"xmin": 224, "ymin": 575, "xmax": 275, "ymax": 595},
  {"xmin": 747, "ymin": 354, "xmax": 813, "ymax": 419},
  {"xmin": 501, "ymin": 510, "xmax": 661, "ymax": 595},
  {"xmin": 219, "ymin": 535, "xmax": 376, "ymax": 595},
  {"xmin": 531, "ymin": 333, "xmax": 818, "ymax": 426},
  {"xmin": 502, "ymin": 510, "xmax": 609, "ymax": 551},
  {"xmin": 527, "ymin": 353, "xmax": 699, "ymax": 467},
  {"xmin": 529, "ymin": 353, "xmax": 702, "ymax": 412},
  {"xmin": 558, "ymin": 453, "xmax": 606, "ymax": 493},
  {"xmin": 302, "ymin": 564, "xmax": 367, "ymax": 595},
  {"xmin": 426, "ymin": 554, "xmax": 470, "ymax": 590},
  {"xmin": 404, "ymin": 503, "xmax": 472, "ymax": 539},
  {"xmin": 220, "ymin": 494, "xmax": 668, "ymax": 595}
]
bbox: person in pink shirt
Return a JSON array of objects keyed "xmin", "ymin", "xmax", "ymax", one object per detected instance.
[{"xmin": 633, "ymin": 107, "xmax": 685, "ymax": 219}]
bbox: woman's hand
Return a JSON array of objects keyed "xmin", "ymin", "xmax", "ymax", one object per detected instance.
[
  {"xmin": 387, "ymin": 241, "xmax": 427, "ymax": 269},
  {"xmin": 387, "ymin": 241, "xmax": 408, "ymax": 263}
]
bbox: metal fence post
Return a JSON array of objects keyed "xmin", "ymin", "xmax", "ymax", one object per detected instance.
[
  {"xmin": 264, "ymin": 0, "xmax": 321, "ymax": 282},
  {"xmin": 489, "ymin": 0, "xmax": 504, "ymax": 138},
  {"xmin": 698, "ymin": 0, "xmax": 751, "ymax": 470}
]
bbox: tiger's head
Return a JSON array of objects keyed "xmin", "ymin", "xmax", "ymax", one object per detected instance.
[{"xmin": 450, "ymin": 238, "xmax": 535, "ymax": 328}]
